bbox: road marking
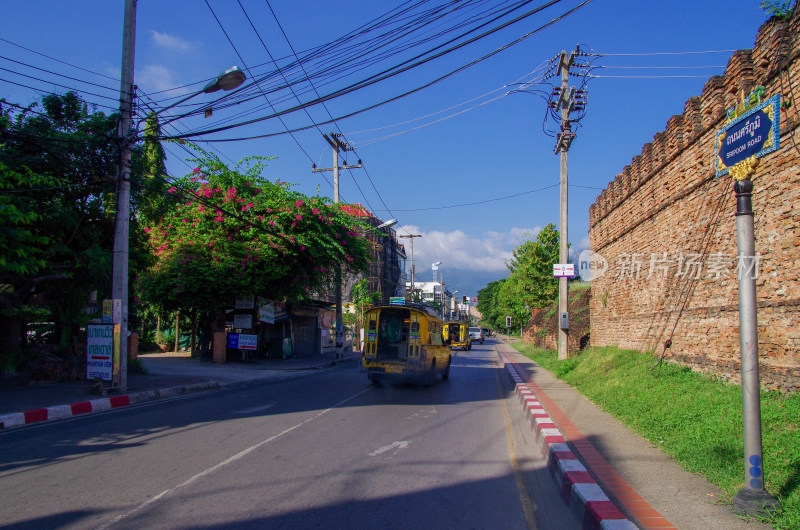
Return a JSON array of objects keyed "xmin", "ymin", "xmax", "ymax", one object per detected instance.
[
  {"xmin": 234, "ymin": 403, "xmax": 276, "ymax": 414},
  {"xmin": 368, "ymin": 440, "xmax": 410, "ymax": 457},
  {"xmin": 407, "ymin": 407, "xmax": 437, "ymax": 419},
  {"xmin": 96, "ymin": 386, "xmax": 374, "ymax": 530},
  {"xmin": 493, "ymin": 349, "xmax": 538, "ymax": 530}
]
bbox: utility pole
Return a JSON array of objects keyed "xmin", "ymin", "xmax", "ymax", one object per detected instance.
[
  {"xmin": 112, "ymin": 0, "xmax": 137, "ymax": 392},
  {"xmin": 398, "ymin": 234, "xmax": 421, "ymax": 301},
  {"xmin": 554, "ymin": 49, "xmax": 578, "ymax": 361},
  {"xmin": 312, "ymin": 133, "xmax": 361, "ymax": 355}
]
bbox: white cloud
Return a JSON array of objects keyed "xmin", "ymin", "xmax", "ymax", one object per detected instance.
[
  {"xmin": 136, "ymin": 64, "xmax": 177, "ymax": 92},
  {"xmin": 149, "ymin": 30, "xmax": 192, "ymax": 52},
  {"xmin": 397, "ymin": 225, "xmax": 542, "ymax": 273},
  {"xmin": 570, "ymin": 236, "xmax": 591, "ymax": 259}
]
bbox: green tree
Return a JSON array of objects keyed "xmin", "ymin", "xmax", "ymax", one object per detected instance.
[
  {"xmin": 760, "ymin": 0, "xmax": 795, "ymax": 19},
  {"xmin": 477, "ymin": 279, "xmax": 504, "ymax": 329},
  {"xmin": 506, "ymin": 223, "xmax": 561, "ymax": 310},
  {"xmin": 0, "ymin": 93, "xmax": 136, "ymax": 366},
  {"xmin": 137, "ymin": 154, "xmax": 373, "ymax": 317}
]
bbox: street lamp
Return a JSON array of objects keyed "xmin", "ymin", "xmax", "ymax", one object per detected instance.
[
  {"xmin": 157, "ymin": 66, "xmax": 247, "ymax": 126},
  {"xmin": 377, "ymin": 218, "xmax": 397, "ymax": 230},
  {"xmin": 112, "ymin": 56, "xmax": 246, "ymax": 391}
]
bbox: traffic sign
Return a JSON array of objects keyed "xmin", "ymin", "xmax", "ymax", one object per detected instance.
[{"xmin": 553, "ymin": 263, "xmax": 575, "ymax": 278}]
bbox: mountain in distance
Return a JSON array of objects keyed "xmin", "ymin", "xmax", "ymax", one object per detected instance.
[{"xmin": 433, "ymin": 268, "xmax": 508, "ymax": 300}]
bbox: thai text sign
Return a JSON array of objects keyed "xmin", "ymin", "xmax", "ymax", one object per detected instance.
[
  {"xmin": 86, "ymin": 324, "xmax": 114, "ymax": 380},
  {"xmin": 715, "ymin": 94, "xmax": 780, "ymax": 177},
  {"xmin": 227, "ymin": 333, "xmax": 258, "ymax": 350}
]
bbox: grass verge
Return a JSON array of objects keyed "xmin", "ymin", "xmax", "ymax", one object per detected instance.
[{"xmin": 511, "ymin": 343, "xmax": 800, "ymax": 530}]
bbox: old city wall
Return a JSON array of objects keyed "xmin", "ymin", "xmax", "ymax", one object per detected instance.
[{"xmin": 588, "ymin": 15, "xmax": 800, "ymax": 392}]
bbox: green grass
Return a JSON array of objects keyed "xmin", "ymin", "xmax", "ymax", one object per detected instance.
[{"xmin": 512, "ymin": 343, "xmax": 800, "ymax": 529}]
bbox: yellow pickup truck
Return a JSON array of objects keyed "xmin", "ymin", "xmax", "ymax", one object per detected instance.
[
  {"xmin": 443, "ymin": 321, "xmax": 472, "ymax": 350},
  {"xmin": 363, "ymin": 303, "xmax": 452, "ymax": 384}
]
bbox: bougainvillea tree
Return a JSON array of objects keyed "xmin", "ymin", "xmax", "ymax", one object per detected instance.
[{"xmin": 137, "ymin": 155, "xmax": 372, "ymax": 315}]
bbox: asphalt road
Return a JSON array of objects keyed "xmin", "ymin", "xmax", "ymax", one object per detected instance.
[{"xmin": 0, "ymin": 339, "xmax": 578, "ymax": 529}]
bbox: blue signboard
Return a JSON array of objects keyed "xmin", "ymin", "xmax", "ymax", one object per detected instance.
[
  {"xmin": 227, "ymin": 333, "xmax": 258, "ymax": 350},
  {"xmin": 715, "ymin": 94, "xmax": 780, "ymax": 177}
]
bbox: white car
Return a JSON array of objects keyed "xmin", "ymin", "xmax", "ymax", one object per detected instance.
[{"xmin": 468, "ymin": 326, "xmax": 484, "ymax": 344}]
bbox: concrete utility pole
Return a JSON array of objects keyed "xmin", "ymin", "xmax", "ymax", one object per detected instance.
[
  {"xmin": 112, "ymin": 0, "xmax": 137, "ymax": 392},
  {"xmin": 312, "ymin": 133, "xmax": 361, "ymax": 354},
  {"xmin": 731, "ymin": 176, "xmax": 780, "ymax": 516},
  {"xmin": 555, "ymin": 49, "xmax": 575, "ymax": 361},
  {"xmin": 398, "ymin": 234, "xmax": 422, "ymax": 301}
]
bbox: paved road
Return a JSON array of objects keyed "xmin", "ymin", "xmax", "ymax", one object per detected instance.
[{"xmin": 0, "ymin": 339, "xmax": 577, "ymax": 529}]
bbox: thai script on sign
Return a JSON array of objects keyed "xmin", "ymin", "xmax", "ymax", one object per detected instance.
[{"xmin": 726, "ymin": 114, "xmax": 760, "ymax": 145}]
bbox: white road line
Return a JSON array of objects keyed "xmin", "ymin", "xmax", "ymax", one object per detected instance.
[
  {"xmin": 234, "ymin": 403, "xmax": 276, "ymax": 414},
  {"xmin": 96, "ymin": 386, "xmax": 373, "ymax": 529}
]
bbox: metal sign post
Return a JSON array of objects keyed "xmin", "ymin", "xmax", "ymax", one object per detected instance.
[{"xmin": 718, "ymin": 88, "xmax": 780, "ymax": 518}]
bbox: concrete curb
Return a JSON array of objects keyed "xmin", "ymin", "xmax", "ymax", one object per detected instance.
[
  {"xmin": 0, "ymin": 380, "xmax": 219, "ymax": 430},
  {"xmin": 499, "ymin": 350, "xmax": 637, "ymax": 530}
]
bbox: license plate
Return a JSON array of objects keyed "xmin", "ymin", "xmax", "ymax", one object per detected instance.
[{"xmin": 384, "ymin": 364, "xmax": 402, "ymax": 374}]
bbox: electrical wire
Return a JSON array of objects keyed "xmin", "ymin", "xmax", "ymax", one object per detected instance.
[
  {"xmin": 373, "ymin": 182, "xmax": 560, "ymax": 212},
  {"xmin": 154, "ymin": 0, "xmax": 592, "ymax": 142}
]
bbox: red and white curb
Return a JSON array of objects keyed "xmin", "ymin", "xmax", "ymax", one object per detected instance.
[
  {"xmin": 500, "ymin": 351, "xmax": 637, "ymax": 530},
  {"xmin": 0, "ymin": 381, "xmax": 219, "ymax": 430}
]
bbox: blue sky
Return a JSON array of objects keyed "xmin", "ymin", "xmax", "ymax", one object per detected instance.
[{"xmin": 0, "ymin": 0, "xmax": 770, "ymax": 298}]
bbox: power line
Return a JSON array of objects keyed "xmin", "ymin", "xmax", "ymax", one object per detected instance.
[
  {"xmin": 155, "ymin": 0, "xmax": 592, "ymax": 142},
  {"xmin": 0, "ymin": 36, "xmax": 120, "ymax": 82},
  {"xmin": 376, "ymin": 182, "xmax": 560, "ymax": 212},
  {"xmin": 599, "ymin": 49, "xmax": 737, "ymax": 56}
]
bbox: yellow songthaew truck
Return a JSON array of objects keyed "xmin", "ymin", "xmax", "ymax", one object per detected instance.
[
  {"xmin": 443, "ymin": 321, "xmax": 472, "ymax": 350},
  {"xmin": 363, "ymin": 303, "xmax": 452, "ymax": 384}
]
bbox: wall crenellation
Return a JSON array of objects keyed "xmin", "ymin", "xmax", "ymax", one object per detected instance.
[{"xmin": 588, "ymin": 14, "xmax": 800, "ymax": 393}]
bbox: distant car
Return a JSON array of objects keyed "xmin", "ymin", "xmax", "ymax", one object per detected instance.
[
  {"xmin": 468, "ymin": 326, "xmax": 484, "ymax": 344},
  {"xmin": 481, "ymin": 328, "xmax": 491, "ymax": 338}
]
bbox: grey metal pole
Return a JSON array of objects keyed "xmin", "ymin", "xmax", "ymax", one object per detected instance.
[
  {"xmin": 112, "ymin": 0, "xmax": 136, "ymax": 392},
  {"xmin": 731, "ymin": 178, "xmax": 780, "ymax": 517},
  {"xmin": 557, "ymin": 50, "xmax": 570, "ymax": 360},
  {"xmin": 333, "ymin": 145, "xmax": 343, "ymax": 356}
]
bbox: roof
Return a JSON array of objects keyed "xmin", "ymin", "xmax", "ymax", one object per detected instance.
[{"xmin": 339, "ymin": 203, "xmax": 373, "ymax": 218}]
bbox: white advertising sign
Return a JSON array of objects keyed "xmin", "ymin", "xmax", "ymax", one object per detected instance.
[
  {"xmin": 233, "ymin": 313, "xmax": 253, "ymax": 330},
  {"xmin": 238, "ymin": 334, "xmax": 258, "ymax": 350},
  {"xmin": 258, "ymin": 298, "xmax": 275, "ymax": 324},
  {"xmin": 553, "ymin": 263, "xmax": 575, "ymax": 278},
  {"xmin": 86, "ymin": 324, "xmax": 114, "ymax": 381},
  {"xmin": 234, "ymin": 295, "xmax": 255, "ymax": 309}
]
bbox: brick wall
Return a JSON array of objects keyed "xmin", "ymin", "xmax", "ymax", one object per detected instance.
[{"xmin": 588, "ymin": 15, "xmax": 800, "ymax": 392}]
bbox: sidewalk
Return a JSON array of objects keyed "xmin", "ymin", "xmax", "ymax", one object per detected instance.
[
  {"xmin": 0, "ymin": 349, "xmax": 361, "ymax": 430},
  {"xmin": 495, "ymin": 336, "xmax": 769, "ymax": 530}
]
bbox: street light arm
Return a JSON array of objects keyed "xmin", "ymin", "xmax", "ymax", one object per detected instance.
[{"xmin": 146, "ymin": 66, "xmax": 247, "ymax": 127}]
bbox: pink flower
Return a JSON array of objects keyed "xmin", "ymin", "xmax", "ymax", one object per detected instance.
[
  {"xmin": 295, "ymin": 199, "xmax": 304, "ymax": 208},
  {"xmin": 300, "ymin": 246, "xmax": 306, "ymax": 251},
  {"xmin": 168, "ymin": 187, "xmax": 176, "ymax": 193},
  {"xmin": 296, "ymin": 214, "xmax": 302, "ymax": 221},
  {"xmin": 227, "ymin": 188, "xmax": 237, "ymax": 198}
]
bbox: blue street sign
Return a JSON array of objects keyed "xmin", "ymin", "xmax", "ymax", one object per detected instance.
[{"xmin": 715, "ymin": 94, "xmax": 780, "ymax": 177}]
